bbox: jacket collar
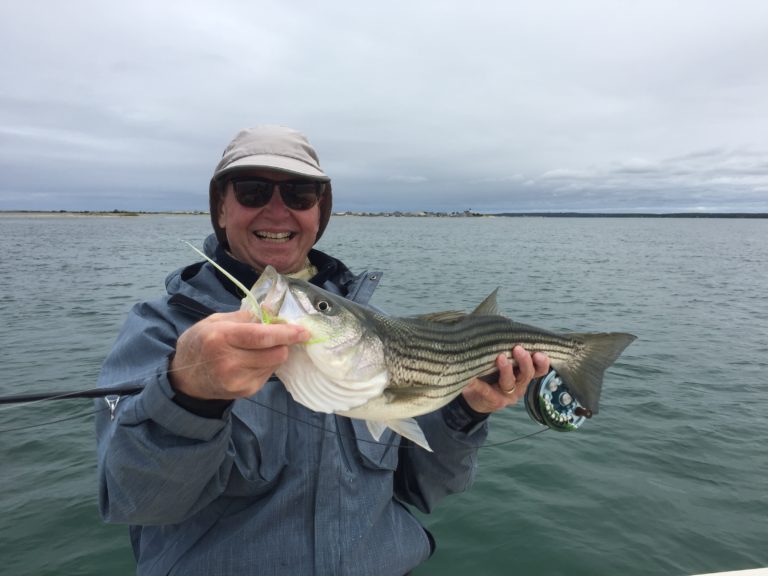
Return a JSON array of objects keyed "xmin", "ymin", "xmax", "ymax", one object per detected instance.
[
  {"xmin": 169, "ymin": 235, "xmax": 382, "ymax": 310},
  {"xmin": 211, "ymin": 244, "xmax": 355, "ymax": 300}
]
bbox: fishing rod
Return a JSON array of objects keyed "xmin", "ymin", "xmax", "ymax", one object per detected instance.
[
  {"xmin": 0, "ymin": 382, "xmax": 552, "ymax": 448},
  {"xmin": 0, "ymin": 371, "xmax": 591, "ymax": 432},
  {"xmin": 0, "ymin": 385, "xmax": 144, "ymax": 405}
]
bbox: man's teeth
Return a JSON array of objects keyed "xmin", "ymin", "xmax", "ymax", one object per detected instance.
[{"xmin": 256, "ymin": 231, "xmax": 293, "ymax": 242}]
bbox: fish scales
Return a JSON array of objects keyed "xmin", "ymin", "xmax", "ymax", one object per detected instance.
[{"xmin": 371, "ymin": 314, "xmax": 584, "ymax": 394}]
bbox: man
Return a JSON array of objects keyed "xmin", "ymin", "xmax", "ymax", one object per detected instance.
[{"xmin": 96, "ymin": 125, "xmax": 549, "ymax": 575}]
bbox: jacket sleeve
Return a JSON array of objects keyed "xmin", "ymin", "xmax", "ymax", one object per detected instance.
[
  {"xmin": 95, "ymin": 299, "xmax": 235, "ymax": 525},
  {"xmin": 393, "ymin": 406, "xmax": 489, "ymax": 513}
]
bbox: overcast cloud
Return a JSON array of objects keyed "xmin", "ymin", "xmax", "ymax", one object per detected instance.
[{"xmin": 1, "ymin": 0, "xmax": 767, "ymax": 213}]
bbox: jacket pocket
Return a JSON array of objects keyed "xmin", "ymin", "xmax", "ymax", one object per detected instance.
[
  {"xmin": 350, "ymin": 418, "xmax": 400, "ymax": 471},
  {"xmin": 228, "ymin": 381, "xmax": 289, "ymax": 495}
]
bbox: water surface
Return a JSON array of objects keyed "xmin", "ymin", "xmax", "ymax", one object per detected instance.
[{"xmin": 0, "ymin": 215, "xmax": 765, "ymax": 575}]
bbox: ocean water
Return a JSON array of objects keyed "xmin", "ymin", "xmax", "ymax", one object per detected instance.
[{"xmin": 0, "ymin": 214, "xmax": 766, "ymax": 575}]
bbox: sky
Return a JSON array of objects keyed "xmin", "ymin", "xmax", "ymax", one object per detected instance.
[{"xmin": 1, "ymin": 0, "xmax": 767, "ymax": 214}]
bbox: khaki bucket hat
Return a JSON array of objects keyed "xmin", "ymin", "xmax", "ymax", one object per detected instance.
[{"xmin": 209, "ymin": 126, "xmax": 333, "ymax": 245}]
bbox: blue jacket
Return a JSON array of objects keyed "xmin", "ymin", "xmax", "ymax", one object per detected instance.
[{"xmin": 96, "ymin": 237, "xmax": 488, "ymax": 575}]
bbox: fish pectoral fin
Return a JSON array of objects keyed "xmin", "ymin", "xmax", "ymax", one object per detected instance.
[
  {"xmin": 367, "ymin": 418, "xmax": 433, "ymax": 452},
  {"xmin": 365, "ymin": 420, "xmax": 389, "ymax": 441}
]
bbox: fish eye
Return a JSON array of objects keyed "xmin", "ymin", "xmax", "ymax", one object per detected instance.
[{"xmin": 316, "ymin": 300, "xmax": 332, "ymax": 314}]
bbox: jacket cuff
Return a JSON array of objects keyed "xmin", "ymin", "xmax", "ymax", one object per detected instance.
[
  {"xmin": 442, "ymin": 394, "xmax": 490, "ymax": 434},
  {"xmin": 138, "ymin": 366, "xmax": 231, "ymax": 441},
  {"xmin": 172, "ymin": 389, "xmax": 233, "ymax": 419}
]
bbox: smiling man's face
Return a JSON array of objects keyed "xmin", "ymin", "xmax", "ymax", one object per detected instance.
[{"xmin": 217, "ymin": 170, "xmax": 321, "ymax": 274}]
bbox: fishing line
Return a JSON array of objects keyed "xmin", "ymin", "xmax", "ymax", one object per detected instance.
[
  {"xmin": 240, "ymin": 395, "xmax": 407, "ymax": 449},
  {"xmin": 481, "ymin": 427, "xmax": 550, "ymax": 448},
  {"xmin": 240, "ymin": 394, "xmax": 547, "ymax": 450},
  {"xmin": 0, "ymin": 381, "xmax": 547, "ymax": 449},
  {"xmin": 0, "ymin": 406, "xmax": 105, "ymax": 434}
]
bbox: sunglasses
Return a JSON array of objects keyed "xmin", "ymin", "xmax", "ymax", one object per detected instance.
[{"xmin": 231, "ymin": 178, "xmax": 326, "ymax": 211}]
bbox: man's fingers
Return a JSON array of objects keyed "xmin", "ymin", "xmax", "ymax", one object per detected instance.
[
  {"xmin": 496, "ymin": 354, "xmax": 517, "ymax": 396},
  {"xmin": 206, "ymin": 309, "xmax": 255, "ymax": 323},
  {"xmin": 226, "ymin": 322, "xmax": 310, "ymax": 351},
  {"xmin": 511, "ymin": 345, "xmax": 534, "ymax": 384},
  {"xmin": 170, "ymin": 312, "xmax": 311, "ymax": 400},
  {"xmin": 532, "ymin": 351, "xmax": 551, "ymax": 377}
]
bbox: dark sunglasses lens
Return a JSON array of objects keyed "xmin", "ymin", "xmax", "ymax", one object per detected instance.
[
  {"xmin": 233, "ymin": 181, "xmax": 273, "ymax": 207},
  {"xmin": 232, "ymin": 179, "xmax": 324, "ymax": 210},
  {"xmin": 281, "ymin": 182, "xmax": 323, "ymax": 210}
]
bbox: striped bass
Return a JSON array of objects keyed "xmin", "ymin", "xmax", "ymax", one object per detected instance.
[
  {"xmin": 186, "ymin": 245, "xmax": 636, "ymax": 452},
  {"xmin": 249, "ymin": 266, "xmax": 635, "ymax": 452}
]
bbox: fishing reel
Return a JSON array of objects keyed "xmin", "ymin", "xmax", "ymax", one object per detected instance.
[{"xmin": 524, "ymin": 370, "xmax": 592, "ymax": 431}]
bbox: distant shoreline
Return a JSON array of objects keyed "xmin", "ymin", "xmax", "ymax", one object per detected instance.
[
  {"xmin": 334, "ymin": 211, "xmax": 768, "ymax": 219},
  {"xmin": 1, "ymin": 209, "xmax": 767, "ymax": 219},
  {"xmin": 0, "ymin": 210, "xmax": 207, "ymax": 218}
]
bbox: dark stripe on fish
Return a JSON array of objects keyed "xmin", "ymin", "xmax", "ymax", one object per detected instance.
[{"xmin": 372, "ymin": 313, "xmax": 635, "ymax": 412}]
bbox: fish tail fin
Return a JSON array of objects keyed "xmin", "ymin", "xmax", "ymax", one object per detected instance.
[
  {"xmin": 553, "ymin": 332, "xmax": 636, "ymax": 414},
  {"xmin": 366, "ymin": 418, "xmax": 433, "ymax": 452}
]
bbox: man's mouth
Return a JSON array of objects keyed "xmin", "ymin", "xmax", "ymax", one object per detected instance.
[{"xmin": 254, "ymin": 231, "xmax": 295, "ymax": 243}]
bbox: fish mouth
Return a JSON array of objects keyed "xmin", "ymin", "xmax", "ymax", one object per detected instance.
[
  {"xmin": 250, "ymin": 266, "xmax": 291, "ymax": 321},
  {"xmin": 254, "ymin": 230, "xmax": 295, "ymax": 243}
]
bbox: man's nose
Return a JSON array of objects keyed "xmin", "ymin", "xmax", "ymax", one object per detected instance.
[{"xmin": 262, "ymin": 185, "xmax": 290, "ymax": 213}]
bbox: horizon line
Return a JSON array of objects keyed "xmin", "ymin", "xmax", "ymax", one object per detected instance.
[{"xmin": 2, "ymin": 209, "xmax": 767, "ymax": 219}]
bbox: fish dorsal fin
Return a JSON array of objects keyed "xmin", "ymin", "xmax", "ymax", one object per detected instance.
[
  {"xmin": 415, "ymin": 289, "xmax": 501, "ymax": 323},
  {"xmin": 471, "ymin": 288, "xmax": 501, "ymax": 316},
  {"xmin": 416, "ymin": 310, "xmax": 467, "ymax": 323}
]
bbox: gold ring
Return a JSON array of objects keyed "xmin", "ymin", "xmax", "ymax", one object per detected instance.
[{"xmin": 505, "ymin": 386, "xmax": 517, "ymax": 395}]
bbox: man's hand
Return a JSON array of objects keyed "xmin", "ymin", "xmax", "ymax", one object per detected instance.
[
  {"xmin": 169, "ymin": 309, "xmax": 310, "ymax": 400},
  {"xmin": 462, "ymin": 346, "xmax": 550, "ymax": 413}
]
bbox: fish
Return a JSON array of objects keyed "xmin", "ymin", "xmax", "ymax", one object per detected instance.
[{"xmin": 187, "ymin": 244, "xmax": 636, "ymax": 452}]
